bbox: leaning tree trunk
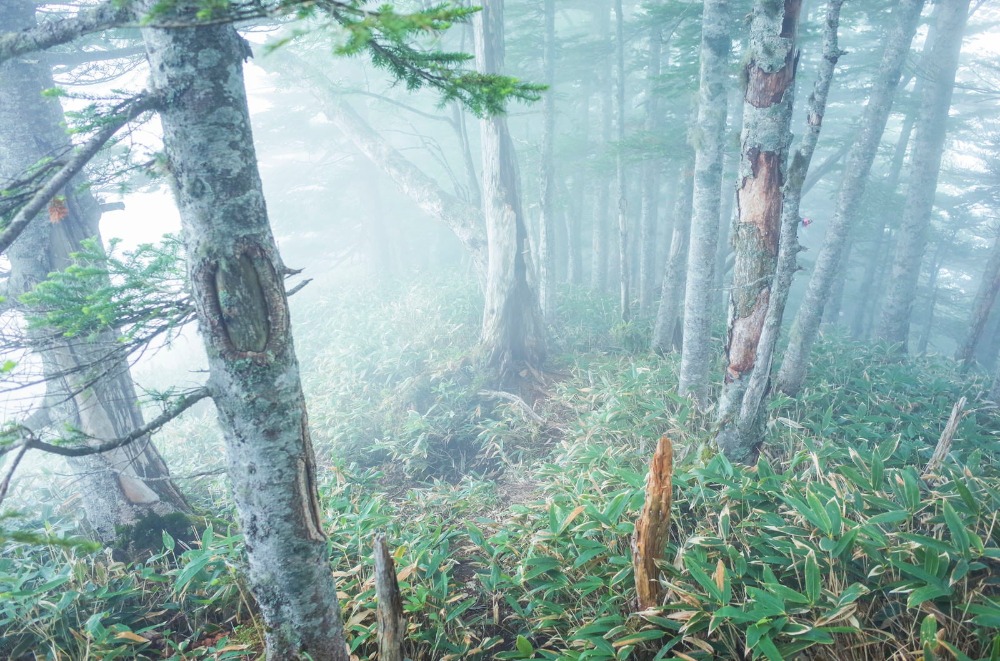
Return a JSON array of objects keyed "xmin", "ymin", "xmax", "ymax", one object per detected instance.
[
  {"xmin": 714, "ymin": 0, "xmax": 804, "ymax": 463},
  {"xmin": 638, "ymin": 25, "xmax": 663, "ymax": 313},
  {"xmin": 876, "ymin": 0, "xmax": 970, "ymax": 349},
  {"xmin": 955, "ymin": 234, "xmax": 1000, "ymax": 369},
  {"xmin": 138, "ymin": 7, "xmax": 348, "ymax": 659},
  {"xmin": 0, "ymin": 0, "xmax": 188, "ymax": 543},
  {"xmin": 677, "ymin": 0, "xmax": 731, "ymax": 406},
  {"xmin": 475, "ymin": 0, "xmax": 546, "ymax": 387},
  {"xmin": 538, "ymin": 0, "xmax": 557, "ymax": 319},
  {"xmin": 775, "ymin": 0, "xmax": 924, "ymax": 395}
]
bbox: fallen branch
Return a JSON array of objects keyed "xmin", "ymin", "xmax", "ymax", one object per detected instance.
[{"xmin": 479, "ymin": 389, "xmax": 544, "ymax": 424}]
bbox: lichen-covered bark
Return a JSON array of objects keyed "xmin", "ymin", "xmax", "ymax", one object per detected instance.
[
  {"xmin": 776, "ymin": 0, "xmax": 924, "ymax": 395},
  {"xmin": 475, "ymin": 0, "xmax": 545, "ymax": 387},
  {"xmin": 714, "ymin": 0, "xmax": 802, "ymax": 463},
  {"xmin": 137, "ymin": 6, "xmax": 347, "ymax": 659},
  {"xmin": 652, "ymin": 155, "xmax": 694, "ymax": 353},
  {"xmin": 0, "ymin": 0, "xmax": 187, "ymax": 543},
  {"xmin": 678, "ymin": 0, "xmax": 732, "ymax": 405},
  {"xmin": 876, "ymin": 0, "xmax": 970, "ymax": 349}
]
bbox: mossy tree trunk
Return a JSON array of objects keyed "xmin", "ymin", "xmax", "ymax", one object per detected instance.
[{"xmin": 137, "ymin": 5, "xmax": 348, "ymax": 658}]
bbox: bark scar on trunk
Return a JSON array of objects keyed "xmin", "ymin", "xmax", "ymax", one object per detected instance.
[
  {"xmin": 195, "ymin": 242, "xmax": 289, "ymax": 362},
  {"xmin": 737, "ymin": 148, "xmax": 782, "ymax": 254},
  {"xmin": 745, "ymin": 51, "xmax": 798, "ymax": 108},
  {"xmin": 299, "ymin": 414, "xmax": 326, "ymax": 542},
  {"xmin": 725, "ymin": 288, "xmax": 770, "ymax": 381}
]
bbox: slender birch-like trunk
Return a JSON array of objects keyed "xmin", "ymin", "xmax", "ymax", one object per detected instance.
[
  {"xmin": 678, "ymin": 0, "xmax": 731, "ymax": 405},
  {"xmin": 0, "ymin": 0, "xmax": 188, "ymax": 543},
  {"xmin": 638, "ymin": 25, "xmax": 663, "ymax": 313},
  {"xmin": 776, "ymin": 0, "xmax": 924, "ymax": 395},
  {"xmin": 591, "ymin": 1, "xmax": 612, "ymax": 293},
  {"xmin": 138, "ymin": 7, "xmax": 348, "ymax": 658},
  {"xmin": 475, "ymin": 0, "xmax": 546, "ymax": 386},
  {"xmin": 876, "ymin": 0, "xmax": 970, "ymax": 348},
  {"xmin": 538, "ymin": 0, "xmax": 557, "ymax": 319},
  {"xmin": 614, "ymin": 0, "xmax": 630, "ymax": 321}
]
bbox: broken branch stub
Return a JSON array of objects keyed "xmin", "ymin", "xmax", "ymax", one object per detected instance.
[{"xmin": 632, "ymin": 435, "xmax": 674, "ymax": 610}]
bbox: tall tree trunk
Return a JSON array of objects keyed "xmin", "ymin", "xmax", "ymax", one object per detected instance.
[
  {"xmin": 614, "ymin": 0, "xmax": 630, "ymax": 321},
  {"xmin": 876, "ymin": 0, "xmax": 970, "ymax": 348},
  {"xmin": 138, "ymin": 8, "xmax": 348, "ymax": 659},
  {"xmin": 590, "ymin": 1, "xmax": 612, "ymax": 293},
  {"xmin": 955, "ymin": 233, "xmax": 1000, "ymax": 369},
  {"xmin": 475, "ymin": 0, "xmax": 546, "ymax": 386},
  {"xmin": 715, "ymin": 0, "xmax": 805, "ymax": 462},
  {"xmin": 652, "ymin": 155, "xmax": 695, "ymax": 353},
  {"xmin": 714, "ymin": 88, "xmax": 744, "ymax": 319},
  {"xmin": 0, "ymin": 0, "xmax": 188, "ymax": 544},
  {"xmin": 678, "ymin": 0, "xmax": 732, "ymax": 405},
  {"xmin": 638, "ymin": 25, "xmax": 663, "ymax": 313},
  {"xmin": 538, "ymin": 0, "xmax": 556, "ymax": 319},
  {"xmin": 776, "ymin": 0, "xmax": 924, "ymax": 395}
]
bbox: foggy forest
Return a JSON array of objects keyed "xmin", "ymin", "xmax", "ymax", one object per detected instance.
[{"xmin": 1, "ymin": 0, "xmax": 1000, "ymax": 659}]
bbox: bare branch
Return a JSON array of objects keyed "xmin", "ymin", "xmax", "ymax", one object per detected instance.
[
  {"xmin": 3, "ymin": 387, "xmax": 210, "ymax": 460},
  {"xmin": 0, "ymin": 91, "xmax": 160, "ymax": 256},
  {"xmin": 0, "ymin": 0, "xmax": 134, "ymax": 66}
]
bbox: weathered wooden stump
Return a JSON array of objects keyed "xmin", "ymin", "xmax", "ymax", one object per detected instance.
[
  {"xmin": 632, "ymin": 435, "xmax": 674, "ymax": 610},
  {"xmin": 374, "ymin": 533, "xmax": 406, "ymax": 661}
]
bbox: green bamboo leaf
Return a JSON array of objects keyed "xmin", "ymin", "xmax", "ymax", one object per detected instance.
[
  {"xmin": 942, "ymin": 500, "xmax": 970, "ymax": 557},
  {"xmin": 805, "ymin": 551, "xmax": 821, "ymax": 606}
]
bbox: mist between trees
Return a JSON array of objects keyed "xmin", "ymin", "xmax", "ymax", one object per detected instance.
[{"xmin": 1, "ymin": 1, "xmax": 1000, "ymax": 660}]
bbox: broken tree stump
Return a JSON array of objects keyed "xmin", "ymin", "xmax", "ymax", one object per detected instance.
[
  {"xmin": 923, "ymin": 396, "xmax": 966, "ymax": 479},
  {"xmin": 374, "ymin": 533, "xmax": 406, "ymax": 661},
  {"xmin": 632, "ymin": 435, "xmax": 674, "ymax": 610}
]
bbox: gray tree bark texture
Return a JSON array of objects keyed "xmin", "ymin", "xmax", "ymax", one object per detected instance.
[
  {"xmin": 714, "ymin": 0, "xmax": 803, "ymax": 463},
  {"xmin": 638, "ymin": 25, "xmax": 662, "ymax": 313},
  {"xmin": 475, "ymin": 0, "xmax": 546, "ymax": 387},
  {"xmin": 591, "ymin": 0, "xmax": 613, "ymax": 293},
  {"xmin": 955, "ymin": 234, "xmax": 1000, "ymax": 369},
  {"xmin": 137, "ymin": 7, "xmax": 348, "ymax": 659},
  {"xmin": 538, "ymin": 0, "xmax": 557, "ymax": 319},
  {"xmin": 876, "ymin": 0, "xmax": 970, "ymax": 349},
  {"xmin": 678, "ymin": 0, "xmax": 732, "ymax": 406},
  {"xmin": 614, "ymin": 0, "xmax": 630, "ymax": 322},
  {"xmin": 0, "ymin": 0, "xmax": 188, "ymax": 543},
  {"xmin": 652, "ymin": 156, "xmax": 695, "ymax": 353},
  {"xmin": 775, "ymin": 0, "xmax": 924, "ymax": 395}
]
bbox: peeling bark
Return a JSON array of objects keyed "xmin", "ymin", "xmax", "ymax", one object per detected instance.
[{"xmin": 715, "ymin": 0, "xmax": 803, "ymax": 463}]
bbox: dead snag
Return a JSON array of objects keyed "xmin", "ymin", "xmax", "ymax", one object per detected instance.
[
  {"xmin": 632, "ymin": 435, "xmax": 674, "ymax": 610},
  {"xmin": 923, "ymin": 397, "xmax": 966, "ymax": 480},
  {"xmin": 374, "ymin": 533, "xmax": 406, "ymax": 661}
]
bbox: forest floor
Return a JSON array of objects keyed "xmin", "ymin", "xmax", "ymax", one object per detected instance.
[{"xmin": 2, "ymin": 278, "xmax": 999, "ymax": 660}]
